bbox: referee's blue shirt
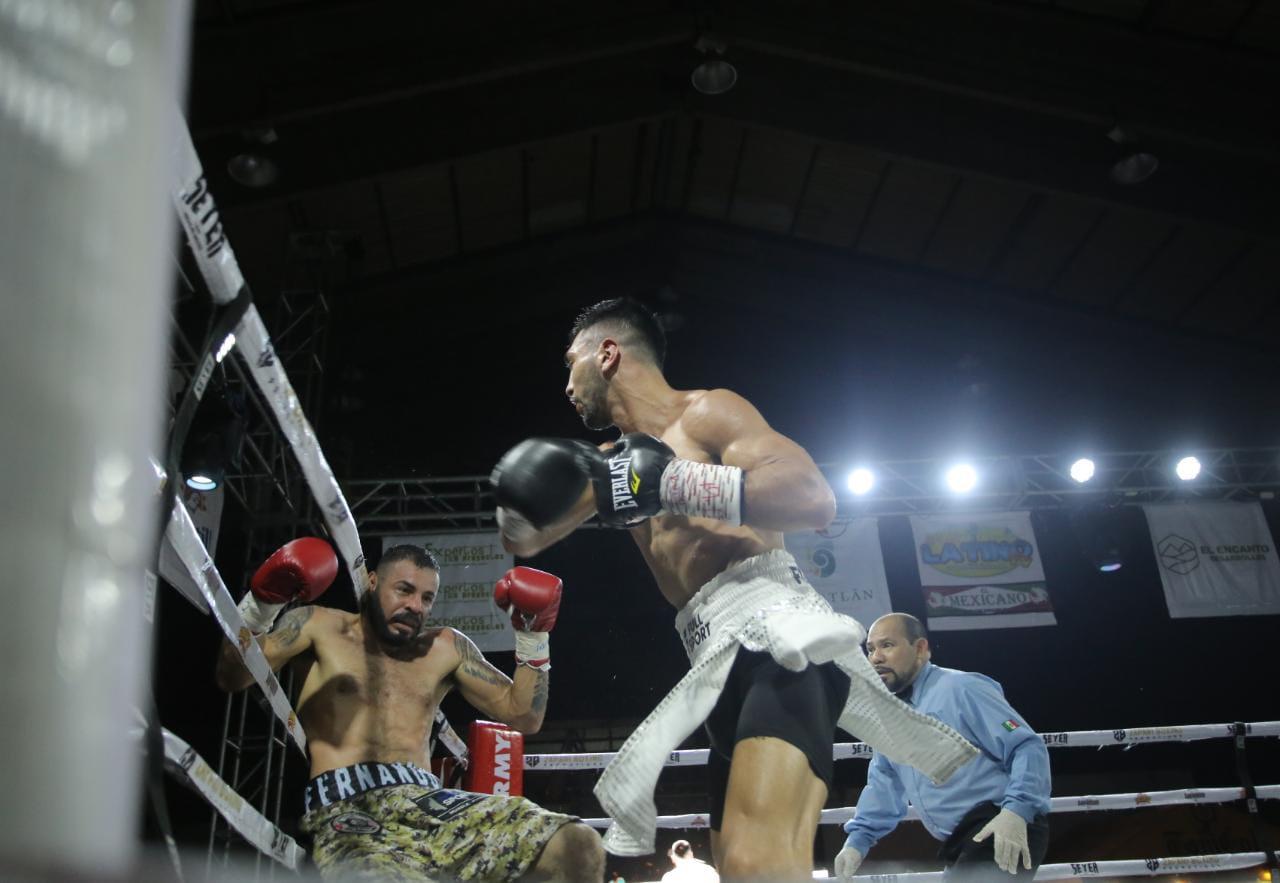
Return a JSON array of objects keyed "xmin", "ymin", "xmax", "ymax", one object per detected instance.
[{"xmin": 843, "ymin": 662, "xmax": 1052, "ymax": 853}]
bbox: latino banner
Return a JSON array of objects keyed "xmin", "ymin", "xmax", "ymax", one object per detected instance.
[
  {"xmin": 387, "ymin": 532, "xmax": 514, "ymax": 651},
  {"xmin": 785, "ymin": 518, "xmax": 893, "ymax": 629},
  {"xmin": 909, "ymin": 511, "xmax": 1056, "ymax": 631},
  {"xmin": 1142, "ymin": 502, "xmax": 1280, "ymax": 619}
]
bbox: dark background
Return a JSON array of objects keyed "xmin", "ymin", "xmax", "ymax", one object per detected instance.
[{"xmin": 160, "ymin": 0, "xmax": 1280, "ymax": 877}]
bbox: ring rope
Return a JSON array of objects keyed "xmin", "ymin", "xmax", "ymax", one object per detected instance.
[
  {"xmin": 160, "ymin": 477, "xmax": 307, "ymax": 754},
  {"xmin": 524, "ymin": 720, "xmax": 1280, "ymax": 771},
  {"xmin": 161, "ymin": 728, "xmax": 305, "ymax": 870},
  {"xmin": 159, "ymin": 115, "xmax": 471, "ymax": 862},
  {"xmin": 577, "ymin": 785, "xmax": 1280, "ymax": 830},
  {"xmin": 170, "ymin": 112, "xmax": 368, "ymax": 600},
  {"xmin": 818, "ymin": 851, "xmax": 1270, "ymax": 881}
]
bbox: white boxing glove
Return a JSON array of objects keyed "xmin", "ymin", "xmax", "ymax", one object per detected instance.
[
  {"xmin": 834, "ymin": 845, "xmax": 864, "ymax": 880},
  {"xmin": 972, "ymin": 807, "xmax": 1031, "ymax": 875}
]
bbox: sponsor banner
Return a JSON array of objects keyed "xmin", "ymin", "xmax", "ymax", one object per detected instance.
[
  {"xmin": 910, "ymin": 512, "xmax": 1055, "ymax": 631},
  {"xmin": 1143, "ymin": 502, "xmax": 1280, "ymax": 619},
  {"xmin": 388, "ymin": 533, "xmax": 513, "ymax": 651},
  {"xmin": 785, "ymin": 519, "xmax": 892, "ymax": 628}
]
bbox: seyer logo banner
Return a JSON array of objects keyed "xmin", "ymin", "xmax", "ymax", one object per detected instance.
[{"xmin": 910, "ymin": 512, "xmax": 1056, "ymax": 631}]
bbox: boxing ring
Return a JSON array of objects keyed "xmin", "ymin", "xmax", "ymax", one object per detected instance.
[{"xmin": 147, "ymin": 110, "xmax": 1280, "ymax": 880}]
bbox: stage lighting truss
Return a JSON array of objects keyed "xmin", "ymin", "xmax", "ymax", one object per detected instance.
[{"xmin": 320, "ymin": 448, "xmax": 1280, "ymax": 534}]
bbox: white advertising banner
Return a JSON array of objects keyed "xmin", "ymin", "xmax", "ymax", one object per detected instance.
[
  {"xmin": 1143, "ymin": 502, "xmax": 1280, "ymax": 619},
  {"xmin": 785, "ymin": 519, "xmax": 893, "ymax": 628},
  {"xmin": 388, "ymin": 533, "xmax": 514, "ymax": 651},
  {"xmin": 910, "ymin": 511, "xmax": 1056, "ymax": 631}
]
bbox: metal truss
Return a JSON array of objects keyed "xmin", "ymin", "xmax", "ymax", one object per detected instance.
[
  {"xmin": 335, "ymin": 447, "xmax": 1280, "ymax": 536},
  {"xmin": 832, "ymin": 447, "xmax": 1280, "ymax": 517}
]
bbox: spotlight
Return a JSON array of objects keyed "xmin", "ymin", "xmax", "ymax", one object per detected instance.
[
  {"xmin": 185, "ymin": 472, "xmax": 218, "ymax": 492},
  {"xmin": 1110, "ymin": 151, "xmax": 1159, "ymax": 185},
  {"xmin": 945, "ymin": 463, "xmax": 978, "ymax": 493},
  {"xmin": 180, "ymin": 388, "xmax": 246, "ymax": 492},
  {"xmin": 1069, "ymin": 506, "xmax": 1125, "ymax": 573},
  {"xmin": 1106, "ymin": 124, "xmax": 1159, "ymax": 185},
  {"xmin": 691, "ymin": 35, "xmax": 737, "ymax": 95},
  {"xmin": 227, "ymin": 153, "xmax": 279, "ymax": 188},
  {"xmin": 1069, "ymin": 458, "xmax": 1095, "ymax": 483},
  {"xmin": 846, "ymin": 468, "xmax": 875, "ymax": 495},
  {"xmin": 1175, "ymin": 456, "xmax": 1201, "ymax": 481}
]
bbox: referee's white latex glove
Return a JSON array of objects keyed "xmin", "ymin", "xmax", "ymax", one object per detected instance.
[
  {"xmin": 972, "ymin": 808, "xmax": 1031, "ymax": 874},
  {"xmin": 834, "ymin": 845, "xmax": 864, "ymax": 880}
]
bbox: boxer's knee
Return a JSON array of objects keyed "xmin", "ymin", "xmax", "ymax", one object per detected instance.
[
  {"xmin": 527, "ymin": 821, "xmax": 604, "ymax": 882},
  {"xmin": 716, "ymin": 831, "xmax": 807, "ymax": 882}
]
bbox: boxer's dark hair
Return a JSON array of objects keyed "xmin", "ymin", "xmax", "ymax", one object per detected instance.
[
  {"xmin": 570, "ymin": 297, "xmax": 666, "ymax": 368},
  {"xmin": 377, "ymin": 544, "xmax": 440, "ymax": 574}
]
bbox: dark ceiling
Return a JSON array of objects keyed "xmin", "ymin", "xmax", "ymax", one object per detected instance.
[{"xmin": 186, "ymin": 0, "xmax": 1280, "ymax": 476}]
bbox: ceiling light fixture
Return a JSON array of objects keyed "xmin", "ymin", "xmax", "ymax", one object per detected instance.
[{"xmin": 691, "ymin": 35, "xmax": 737, "ymax": 96}]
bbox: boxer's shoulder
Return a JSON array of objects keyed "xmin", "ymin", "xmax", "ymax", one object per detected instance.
[{"xmin": 672, "ymin": 388, "xmax": 763, "ymax": 449}]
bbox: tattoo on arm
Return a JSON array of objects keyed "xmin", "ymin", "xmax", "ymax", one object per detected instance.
[
  {"xmin": 455, "ymin": 633, "xmax": 511, "ymax": 687},
  {"xmin": 270, "ymin": 605, "xmax": 314, "ymax": 649},
  {"xmin": 531, "ymin": 670, "xmax": 549, "ymax": 715}
]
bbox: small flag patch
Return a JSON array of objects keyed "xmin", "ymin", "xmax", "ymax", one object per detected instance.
[{"xmin": 1001, "ymin": 719, "xmax": 1021, "ymax": 732}]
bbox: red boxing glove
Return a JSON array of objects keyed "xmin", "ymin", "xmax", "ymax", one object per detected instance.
[
  {"xmin": 251, "ymin": 537, "xmax": 338, "ymax": 604},
  {"xmin": 493, "ymin": 566, "xmax": 561, "ymax": 632},
  {"xmin": 238, "ymin": 537, "xmax": 338, "ymax": 632},
  {"xmin": 494, "ymin": 567, "xmax": 561, "ymax": 671}
]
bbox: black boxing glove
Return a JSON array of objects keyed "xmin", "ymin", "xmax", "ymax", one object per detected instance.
[
  {"xmin": 491, "ymin": 438, "xmax": 594, "ymax": 536},
  {"xmin": 585, "ymin": 433, "xmax": 744, "ymax": 528}
]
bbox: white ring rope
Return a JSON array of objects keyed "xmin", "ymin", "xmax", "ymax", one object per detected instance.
[
  {"xmin": 524, "ymin": 721, "xmax": 1280, "ymax": 771},
  {"xmin": 159, "ymin": 472, "xmax": 307, "ymax": 754},
  {"xmin": 161, "ymin": 728, "xmax": 305, "ymax": 870},
  {"xmin": 170, "ymin": 111, "xmax": 369, "ymax": 600},
  {"xmin": 825, "ymin": 851, "xmax": 1270, "ymax": 881},
  {"xmin": 577, "ymin": 785, "xmax": 1280, "ymax": 830},
  {"xmin": 157, "ymin": 112, "xmax": 474, "ymax": 866}
]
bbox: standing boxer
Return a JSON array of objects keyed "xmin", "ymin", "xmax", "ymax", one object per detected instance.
[
  {"xmin": 215, "ymin": 541, "xmax": 603, "ymax": 882},
  {"xmin": 492, "ymin": 298, "xmax": 976, "ymax": 881}
]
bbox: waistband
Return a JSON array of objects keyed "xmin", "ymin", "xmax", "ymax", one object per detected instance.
[
  {"xmin": 674, "ymin": 549, "xmax": 827, "ymax": 663},
  {"xmin": 304, "ymin": 761, "xmax": 441, "ymax": 812},
  {"xmin": 692, "ymin": 548, "xmax": 804, "ymax": 600}
]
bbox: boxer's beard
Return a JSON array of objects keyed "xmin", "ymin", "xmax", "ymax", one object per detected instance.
[
  {"xmin": 575, "ymin": 369, "xmax": 612, "ymax": 430},
  {"xmin": 361, "ymin": 591, "xmax": 421, "ymax": 647}
]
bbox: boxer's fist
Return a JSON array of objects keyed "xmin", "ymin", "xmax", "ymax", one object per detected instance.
[
  {"xmin": 238, "ymin": 537, "xmax": 337, "ymax": 632},
  {"xmin": 494, "ymin": 566, "xmax": 562, "ymax": 633},
  {"xmin": 585, "ymin": 433, "xmax": 674, "ymax": 527},
  {"xmin": 251, "ymin": 537, "xmax": 338, "ymax": 604},
  {"xmin": 491, "ymin": 438, "xmax": 593, "ymax": 528}
]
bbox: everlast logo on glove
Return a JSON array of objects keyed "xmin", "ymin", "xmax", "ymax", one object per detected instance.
[{"xmin": 608, "ymin": 454, "xmax": 639, "ymax": 512}]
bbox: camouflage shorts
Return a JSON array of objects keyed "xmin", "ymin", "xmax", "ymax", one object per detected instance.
[{"xmin": 301, "ymin": 784, "xmax": 576, "ymax": 882}]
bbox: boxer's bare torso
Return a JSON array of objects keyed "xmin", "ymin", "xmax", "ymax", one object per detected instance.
[
  {"xmin": 220, "ymin": 605, "xmax": 530, "ymax": 780},
  {"xmin": 624, "ymin": 390, "xmax": 781, "ymax": 609},
  {"xmin": 287, "ymin": 607, "xmax": 452, "ymax": 777}
]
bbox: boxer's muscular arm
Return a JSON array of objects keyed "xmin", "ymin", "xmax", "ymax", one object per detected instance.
[
  {"xmin": 684, "ymin": 389, "xmax": 836, "ymax": 532},
  {"xmin": 447, "ymin": 629, "xmax": 548, "ymax": 734},
  {"xmin": 215, "ymin": 606, "xmax": 318, "ymax": 692},
  {"xmin": 499, "ymin": 484, "xmax": 595, "ymax": 558}
]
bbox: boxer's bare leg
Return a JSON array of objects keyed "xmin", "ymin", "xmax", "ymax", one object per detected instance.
[
  {"xmin": 522, "ymin": 821, "xmax": 605, "ymax": 882},
  {"xmin": 715, "ymin": 736, "xmax": 827, "ymax": 882}
]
